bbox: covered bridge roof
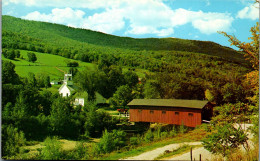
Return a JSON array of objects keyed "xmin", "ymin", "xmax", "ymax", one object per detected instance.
[{"xmin": 127, "ymin": 99, "xmax": 209, "ymax": 109}]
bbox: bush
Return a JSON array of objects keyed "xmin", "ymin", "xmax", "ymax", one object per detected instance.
[
  {"xmin": 2, "ymin": 125, "xmax": 26, "ymax": 158},
  {"xmin": 40, "ymin": 136, "xmax": 63, "ymax": 160},
  {"xmin": 144, "ymin": 129, "xmax": 154, "ymax": 143},
  {"xmin": 130, "ymin": 136, "xmax": 140, "ymax": 146},
  {"xmin": 27, "ymin": 52, "xmax": 37, "ymax": 62},
  {"xmin": 202, "ymin": 123, "xmax": 248, "ymax": 157},
  {"xmin": 65, "ymin": 142, "xmax": 89, "ymax": 160},
  {"xmin": 169, "ymin": 126, "xmax": 177, "ymax": 137},
  {"xmin": 95, "ymin": 129, "xmax": 126, "ymax": 154},
  {"xmin": 67, "ymin": 61, "xmax": 79, "ymax": 67},
  {"xmin": 179, "ymin": 123, "xmax": 188, "ymax": 134}
]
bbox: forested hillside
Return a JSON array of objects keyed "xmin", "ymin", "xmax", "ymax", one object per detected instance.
[
  {"xmin": 2, "ymin": 15, "xmax": 252, "ymax": 104},
  {"xmin": 2, "ymin": 15, "xmax": 247, "ymax": 64}
]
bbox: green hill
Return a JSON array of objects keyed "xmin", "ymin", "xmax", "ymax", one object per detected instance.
[
  {"xmin": 1, "ymin": 50, "xmax": 96, "ymax": 80},
  {"xmin": 2, "ymin": 15, "xmax": 246, "ymax": 64}
]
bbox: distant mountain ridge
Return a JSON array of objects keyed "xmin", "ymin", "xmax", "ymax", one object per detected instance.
[{"xmin": 2, "ymin": 15, "xmax": 246, "ymax": 64}]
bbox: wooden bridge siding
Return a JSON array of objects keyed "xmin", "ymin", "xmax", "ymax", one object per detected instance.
[{"xmin": 129, "ymin": 106, "xmax": 202, "ymax": 127}]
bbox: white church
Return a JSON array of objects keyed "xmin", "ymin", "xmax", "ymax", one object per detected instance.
[{"xmin": 58, "ymin": 73, "xmax": 85, "ymax": 106}]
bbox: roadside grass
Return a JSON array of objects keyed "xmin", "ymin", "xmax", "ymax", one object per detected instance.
[
  {"xmin": 99, "ymin": 125, "xmax": 209, "ymax": 160},
  {"xmin": 154, "ymin": 144, "xmax": 202, "ymax": 160}
]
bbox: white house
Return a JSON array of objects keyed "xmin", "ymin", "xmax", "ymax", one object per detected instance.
[
  {"xmin": 58, "ymin": 73, "xmax": 107, "ymax": 107},
  {"xmin": 74, "ymin": 97, "xmax": 85, "ymax": 106}
]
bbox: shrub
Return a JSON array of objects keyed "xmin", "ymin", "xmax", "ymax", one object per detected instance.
[
  {"xmin": 130, "ymin": 137, "xmax": 139, "ymax": 146},
  {"xmin": 179, "ymin": 122, "xmax": 188, "ymax": 134},
  {"xmin": 65, "ymin": 142, "xmax": 89, "ymax": 160},
  {"xmin": 2, "ymin": 125, "xmax": 26, "ymax": 158},
  {"xmin": 202, "ymin": 123, "xmax": 248, "ymax": 157},
  {"xmin": 27, "ymin": 52, "xmax": 37, "ymax": 62},
  {"xmin": 144, "ymin": 129, "xmax": 154, "ymax": 143},
  {"xmin": 40, "ymin": 136, "xmax": 63, "ymax": 160},
  {"xmin": 169, "ymin": 126, "xmax": 177, "ymax": 137},
  {"xmin": 96, "ymin": 129, "xmax": 126, "ymax": 154}
]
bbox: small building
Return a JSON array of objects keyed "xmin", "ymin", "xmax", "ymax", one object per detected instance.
[
  {"xmin": 127, "ymin": 99, "xmax": 213, "ymax": 127},
  {"xmin": 50, "ymin": 80, "xmax": 61, "ymax": 85},
  {"xmin": 58, "ymin": 73, "xmax": 106, "ymax": 107},
  {"xmin": 74, "ymin": 97, "xmax": 85, "ymax": 106},
  {"xmin": 59, "ymin": 74, "xmax": 75, "ymax": 97}
]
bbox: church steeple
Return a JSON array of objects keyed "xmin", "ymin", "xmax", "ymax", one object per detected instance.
[{"xmin": 63, "ymin": 73, "xmax": 73, "ymax": 85}]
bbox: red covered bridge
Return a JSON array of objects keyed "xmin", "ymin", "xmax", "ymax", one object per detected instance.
[{"xmin": 127, "ymin": 99, "xmax": 213, "ymax": 127}]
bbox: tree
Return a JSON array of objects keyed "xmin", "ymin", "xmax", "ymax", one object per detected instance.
[
  {"xmin": 124, "ymin": 70, "xmax": 139, "ymax": 88},
  {"xmin": 27, "ymin": 52, "xmax": 37, "ymax": 62},
  {"xmin": 202, "ymin": 123, "xmax": 248, "ymax": 157},
  {"xmin": 74, "ymin": 68, "xmax": 97, "ymax": 101},
  {"xmin": 49, "ymin": 97, "xmax": 72, "ymax": 136},
  {"xmin": 219, "ymin": 22, "xmax": 259, "ymax": 70},
  {"xmin": 15, "ymin": 50, "xmax": 20, "ymax": 58},
  {"xmin": 110, "ymin": 85, "xmax": 133, "ymax": 108},
  {"xmin": 203, "ymin": 103, "xmax": 252, "ymax": 157},
  {"xmin": 95, "ymin": 129, "xmax": 126, "ymax": 154},
  {"xmin": 2, "ymin": 60, "xmax": 20, "ymax": 84},
  {"xmin": 2, "ymin": 125, "xmax": 26, "ymax": 158},
  {"xmin": 6, "ymin": 50, "xmax": 16, "ymax": 60},
  {"xmin": 143, "ymin": 81, "xmax": 160, "ymax": 99}
]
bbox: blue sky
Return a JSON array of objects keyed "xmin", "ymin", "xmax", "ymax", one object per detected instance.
[{"xmin": 2, "ymin": 0, "xmax": 259, "ymax": 50}]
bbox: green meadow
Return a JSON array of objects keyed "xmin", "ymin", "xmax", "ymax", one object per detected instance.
[
  {"xmin": 2, "ymin": 49, "xmax": 149, "ymax": 80},
  {"xmin": 2, "ymin": 50, "xmax": 96, "ymax": 80}
]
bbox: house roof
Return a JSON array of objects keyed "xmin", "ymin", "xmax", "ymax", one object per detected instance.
[
  {"xmin": 127, "ymin": 99, "xmax": 208, "ymax": 109},
  {"xmin": 58, "ymin": 84, "xmax": 76, "ymax": 92}
]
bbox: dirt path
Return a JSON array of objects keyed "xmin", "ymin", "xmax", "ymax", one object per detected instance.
[
  {"xmin": 122, "ymin": 142, "xmax": 202, "ymax": 160},
  {"xmin": 164, "ymin": 147, "xmax": 219, "ymax": 161},
  {"xmin": 122, "ymin": 124, "xmax": 254, "ymax": 160}
]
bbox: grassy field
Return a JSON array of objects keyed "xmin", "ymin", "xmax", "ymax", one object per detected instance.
[
  {"xmin": 2, "ymin": 50, "xmax": 148, "ymax": 80},
  {"xmin": 2, "ymin": 50, "xmax": 96, "ymax": 80}
]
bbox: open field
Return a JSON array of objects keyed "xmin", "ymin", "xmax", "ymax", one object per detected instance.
[
  {"xmin": 2, "ymin": 50, "xmax": 96, "ymax": 80},
  {"xmin": 2, "ymin": 50, "xmax": 148, "ymax": 80}
]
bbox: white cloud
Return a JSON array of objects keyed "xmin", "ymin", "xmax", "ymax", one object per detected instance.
[
  {"xmin": 191, "ymin": 12, "xmax": 234, "ymax": 34},
  {"xmin": 22, "ymin": 8, "xmax": 86, "ymax": 28},
  {"xmin": 82, "ymin": 8, "xmax": 125, "ymax": 34},
  {"xmin": 20, "ymin": 0, "xmax": 234, "ymax": 36},
  {"xmin": 237, "ymin": 3, "xmax": 259, "ymax": 20}
]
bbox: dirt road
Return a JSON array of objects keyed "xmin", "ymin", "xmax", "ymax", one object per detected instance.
[
  {"xmin": 122, "ymin": 142, "xmax": 204, "ymax": 160},
  {"xmin": 121, "ymin": 124, "xmax": 254, "ymax": 160}
]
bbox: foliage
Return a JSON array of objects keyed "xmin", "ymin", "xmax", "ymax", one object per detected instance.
[
  {"xmin": 84, "ymin": 103, "xmax": 119, "ymax": 137},
  {"xmin": 66, "ymin": 61, "xmax": 79, "ymax": 67},
  {"xmin": 219, "ymin": 22, "xmax": 259, "ymax": 70},
  {"xmin": 3, "ymin": 15, "xmax": 246, "ymax": 64},
  {"xmin": 178, "ymin": 122, "xmax": 188, "ymax": 134},
  {"xmin": 2, "ymin": 49, "xmax": 16, "ymax": 59},
  {"xmin": 2, "ymin": 125, "xmax": 26, "ymax": 158},
  {"xmin": 110, "ymin": 85, "xmax": 133, "ymax": 108},
  {"xmin": 143, "ymin": 80, "xmax": 161, "ymax": 99},
  {"xmin": 27, "ymin": 52, "xmax": 37, "ymax": 62},
  {"xmin": 2, "ymin": 60, "xmax": 20, "ymax": 84},
  {"xmin": 66, "ymin": 142, "xmax": 89, "ymax": 160},
  {"xmin": 40, "ymin": 136, "xmax": 63, "ymax": 160},
  {"xmin": 144, "ymin": 129, "xmax": 154, "ymax": 143},
  {"xmin": 202, "ymin": 123, "xmax": 248, "ymax": 157},
  {"xmin": 123, "ymin": 70, "xmax": 139, "ymax": 87},
  {"xmin": 205, "ymin": 89, "xmax": 215, "ymax": 102},
  {"xmin": 95, "ymin": 129, "xmax": 126, "ymax": 154},
  {"xmin": 130, "ymin": 137, "xmax": 141, "ymax": 146},
  {"xmin": 49, "ymin": 97, "xmax": 80, "ymax": 137}
]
